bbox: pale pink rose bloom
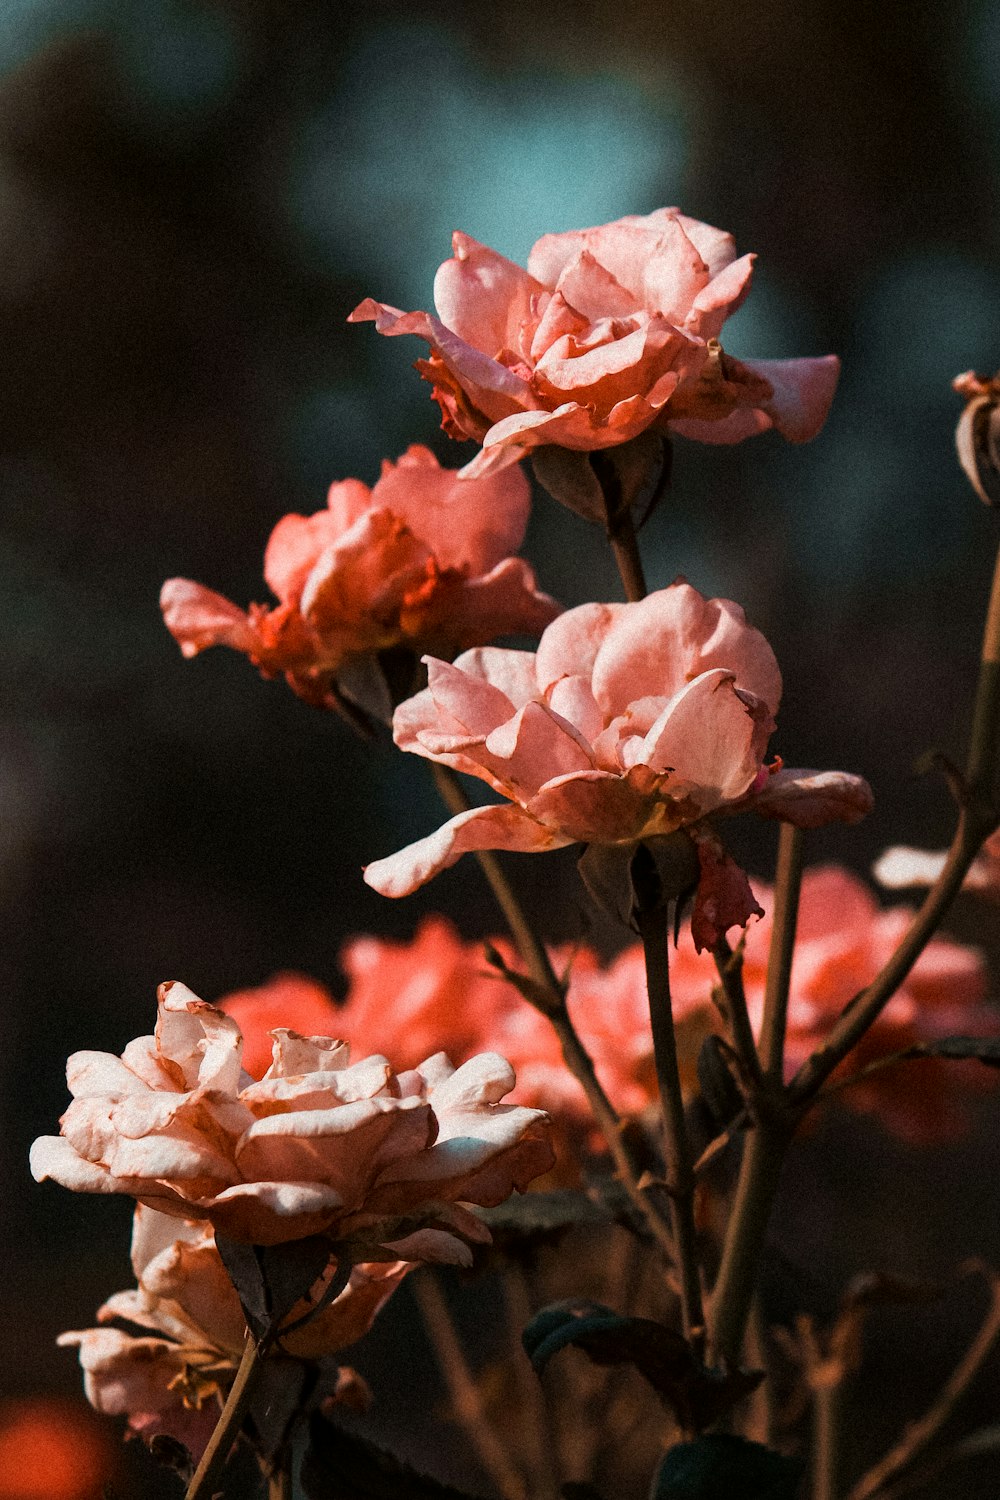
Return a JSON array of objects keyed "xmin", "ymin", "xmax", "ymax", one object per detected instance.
[
  {"xmin": 161, "ymin": 445, "xmax": 560, "ymax": 716},
  {"xmin": 364, "ymin": 582, "xmax": 872, "ymax": 946},
  {"xmin": 873, "ymin": 830, "xmax": 1000, "ymax": 902},
  {"xmin": 59, "ymin": 1205, "xmax": 406, "ymax": 1458},
  {"xmin": 31, "ymin": 982, "xmax": 554, "ymax": 1255},
  {"xmin": 712, "ymin": 866, "xmax": 995, "ymax": 1143},
  {"xmin": 349, "ymin": 211, "xmax": 840, "ymax": 476}
]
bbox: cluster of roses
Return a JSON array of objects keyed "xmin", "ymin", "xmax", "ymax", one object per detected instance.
[{"xmin": 31, "ymin": 209, "xmax": 999, "ymax": 1477}]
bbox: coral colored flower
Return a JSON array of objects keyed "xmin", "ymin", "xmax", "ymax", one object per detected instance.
[
  {"xmin": 364, "ymin": 582, "xmax": 872, "ymax": 946},
  {"xmin": 58, "ymin": 1205, "xmax": 407, "ymax": 1457},
  {"xmin": 349, "ymin": 211, "xmax": 840, "ymax": 476},
  {"xmin": 161, "ymin": 445, "xmax": 560, "ymax": 718},
  {"xmin": 873, "ymin": 830, "xmax": 1000, "ymax": 902},
  {"xmin": 670, "ymin": 866, "xmax": 995, "ymax": 1143},
  {"xmin": 0, "ymin": 1398, "xmax": 112, "ymax": 1500},
  {"xmin": 219, "ymin": 973, "xmax": 342, "ymax": 1079},
  {"xmin": 30, "ymin": 982, "xmax": 554, "ymax": 1255}
]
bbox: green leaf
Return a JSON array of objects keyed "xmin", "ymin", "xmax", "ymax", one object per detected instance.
[
  {"xmin": 918, "ymin": 1036, "xmax": 1000, "ymax": 1067},
  {"xmin": 521, "ymin": 1301, "xmax": 761, "ymax": 1433},
  {"xmin": 653, "ymin": 1435, "xmax": 803, "ymax": 1499},
  {"xmin": 301, "ymin": 1414, "xmax": 488, "ymax": 1499},
  {"xmin": 476, "ymin": 1190, "xmax": 612, "ymax": 1257}
]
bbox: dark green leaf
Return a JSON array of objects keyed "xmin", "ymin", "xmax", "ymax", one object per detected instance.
[
  {"xmin": 301, "ymin": 1413, "xmax": 488, "ymax": 1500},
  {"xmin": 147, "ymin": 1434, "xmax": 194, "ymax": 1482},
  {"xmin": 215, "ymin": 1234, "xmax": 336, "ymax": 1342},
  {"xmin": 918, "ymin": 1036, "xmax": 1000, "ymax": 1067},
  {"xmin": 216, "ymin": 1236, "xmax": 269, "ymax": 1340},
  {"xmin": 521, "ymin": 1301, "xmax": 761, "ymax": 1433},
  {"xmin": 653, "ymin": 1435, "xmax": 803, "ymax": 1499}
]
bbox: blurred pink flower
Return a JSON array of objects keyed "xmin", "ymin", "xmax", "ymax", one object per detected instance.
[
  {"xmin": 31, "ymin": 981, "xmax": 554, "ymax": 1254},
  {"xmin": 161, "ymin": 445, "xmax": 559, "ymax": 718},
  {"xmin": 873, "ymin": 830, "xmax": 1000, "ymax": 902},
  {"xmin": 697, "ymin": 866, "xmax": 996, "ymax": 1143},
  {"xmin": 219, "ymin": 973, "xmax": 342, "ymax": 1080},
  {"xmin": 58, "ymin": 1205, "xmax": 407, "ymax": 1458},
  {"xmin": 364, "ymin": 582, "xmax": 872, "ymax": 946},
  {"xmin": 349, "ymin": 211, "xmax": 839, "ymax": 476}
]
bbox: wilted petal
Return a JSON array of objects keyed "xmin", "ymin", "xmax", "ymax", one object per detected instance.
[
  {"xmin": 749, "ymin": 767, "xmax": 874, "ymax": 827},
  {"xmin": 690, "ymin": 836, "xmax": 765, "ymax": 952}
]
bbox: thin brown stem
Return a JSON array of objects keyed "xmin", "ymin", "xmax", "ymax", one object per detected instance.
[
  {"xmin": 846, "ymin": 1269, "xmax": 1000, "ymax": 1500},
  {"xmin": 759, "ymin": 824, "xmax": 805, "ymax": 1082},
  {"xmin": 268, "ymin": 1465, "xmax": 293, "ymax": 1500},
  {"xmin": 431, "ymin": 763, "xmax": 678, "ymax": 1261},
  {"xmin": 634, "ymin": 882, "xmax": 704, "ymax": 1345},
  {"xmin": 185, "ymin": 1335, "xmax": 262, "ymax": 1500},
  {"xmin": 813, "ymin": 1376, "xmax": 845, "ymax": 1500},
  {"xmin": 414, "ymin": 1271, "xmax": 527, "ymax": 1500},
  {"xmin": 501, "ymin": 1267, "xmax": 561, "ymax": 1500},
  {"xmin": 709, "ymin": 537, "xmax": 1000, "ymax": 1365},
  {"xmin": 712, "ymin": 937, "xmax": 763, "ymax": 1088}
]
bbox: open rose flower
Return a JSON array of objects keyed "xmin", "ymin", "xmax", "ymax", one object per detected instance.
[
  {"xmin": 363, "ymin": 582, "xmax": 873, "ymax": 946},
  {"xmin": 667, "ymin": 866, "xmax": 996, "ymax": 1143},
  {"xmin": 873, "ymin": 830, "xmax": 1000, "ymax": 902},
  {"xmin": 30, "ymin": 981, "xmax": 554, "ymax": 1256},
  {"xmin": 161, "ymin": 445, "xmax": 560, "ymax": 719},
  {"xmin": 218, "ymin": 973, "xmax": 343, "ymax": 1080},
  {"xmin": 349, "ymin": 210, "xmax": 840, "ymax": 477},
  {"xmin": 58, "ymin": 1205, "xmax": 406, "ymax": 1459}
]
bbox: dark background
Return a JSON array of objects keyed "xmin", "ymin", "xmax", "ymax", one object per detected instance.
[{"xmin": 3, "ymin": 1, "xmax": 1000, "ymax": 1494}]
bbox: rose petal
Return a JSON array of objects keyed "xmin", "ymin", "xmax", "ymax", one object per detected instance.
[
  {"xmin": 749, "ymin": 768, "xmax": 874, "ymax": 827},
  {"xmin": 363, "ymin": 804, "xmax": 569, "ymax": 898}
]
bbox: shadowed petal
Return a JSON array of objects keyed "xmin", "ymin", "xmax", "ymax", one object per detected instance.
[{"xmin": 364, "ymin": 805, "xmax": 568, "ymax": 898}]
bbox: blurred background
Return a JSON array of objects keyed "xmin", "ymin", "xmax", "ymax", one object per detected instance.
[{"xmin": 2, "ymin": 0, "xmax": 1000, "ymax": 1494}]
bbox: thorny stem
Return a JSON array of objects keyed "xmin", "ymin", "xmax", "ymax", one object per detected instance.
[
  {"xmin": 708, "ymin": 533, "xmax": 1000, "ymax": 1367},
  {"xmin": 431, "ymin": 763, "xmax": 679, "ymax": 1262},
  {"xmin": 414, "ymin": 1270, "xmax": 527, "ymax": 1500},
  {"xmin": 846, "ymin": 1268, "xmax": 1000, "ymax": 1500},
  {"xmin": 633, "ymin": 853, "xmax": 705, "ymax": 1346},
  {"xmin": 591, "ymin": 452, "xmax": 648, "ymax": 603},
  {"xmin": 759, "ymin": 824, "xmax": 805, "ymax": 1082},
  {"xmin": 185, "ymin": 1334, "xmax": 263, "ymax": 1500}
]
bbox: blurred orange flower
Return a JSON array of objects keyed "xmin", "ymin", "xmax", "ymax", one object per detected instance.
[{"xmin": 0, "ymin": 1398, "xmax": 112, "ymax": 1500}]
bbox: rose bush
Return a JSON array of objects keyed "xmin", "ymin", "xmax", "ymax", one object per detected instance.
[
  {"xmin": 350, "ymin": 210, "xmax": 840, "ymax": 475},
  {"xmin": 59, "ymin": 1205, "xmax": 407, "ymax": 1456},
  {"xmin": 161, "ymin": 445, "xmax": 560, "ymax": 718},
  {"xmin": 364, "ymin": 581, "xmax": 872, "ymax": 945},
  {"xmin": 30, "ymin": 981, "xmax": 554, "ymax": 1254}
]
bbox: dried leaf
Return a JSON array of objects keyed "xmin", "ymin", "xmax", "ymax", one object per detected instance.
[{"xmin": 531, "ymin": 447, "xmax": 607, "ymax": 523}]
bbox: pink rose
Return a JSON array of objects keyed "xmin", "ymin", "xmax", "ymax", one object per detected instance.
[
  {"xmin": 31, "ymin": 981, "xmax": 554, "ymax": 1254},
  {"xmin": 363, "ymin": 582, "xmax": 872, "ymax": 945},
  {"xmin": 349, "ymin": 211, "xmax": 840, "ymax": 476},
  {"xmin": 161, "ymin": 445, "xmax": 560, "ymax": 718},
  {"xmin": 58, "ymin": 1205, "xmax": 408, "ymax": 1457}
]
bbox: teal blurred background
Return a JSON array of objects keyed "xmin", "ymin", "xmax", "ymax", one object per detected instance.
[{"xmin": 2, "ymin": 1, "xmax": 1000, "ymax": 1493}]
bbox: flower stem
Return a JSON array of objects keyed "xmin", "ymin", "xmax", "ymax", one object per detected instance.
[
  {"xmin": 712, "ymin": 936, "xmax": 763, "ymax": 1089},
  {"xmin": 633, "ymin": 852, "xmax": 704, "ymax": 1345},
  {"xmin": 846, "ymin": 1267, "xmax": 1000, "ymax": 1500},
  {"xmin": 431, "ymin": 763, "xmax": 679, "ymax": 1262},
  {"xmin": 812, "ymin": 1374, "xmax": 845, "ymax": 1500},
  {"xmin": 759, "ymin": 823, "xmax": 805, "ymax": 1082},
  {"xmin": 709, "ymin": 535, "xmax": 1000, "ymax": 1366},
  {"xmin": 609, "ymin": 517, "xmax": 648, "ymax": 603},
  {"xmin": 268, "ymin": 1464, "xmax": 293, "ymax": 1500},
  {"xmin": 185, "ymin": 1334, "xmax": 263, "ymax": 1500},
  {"xmin": 414, "ymin": 1270, "xmax": 527, "ymax": 1500}
]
